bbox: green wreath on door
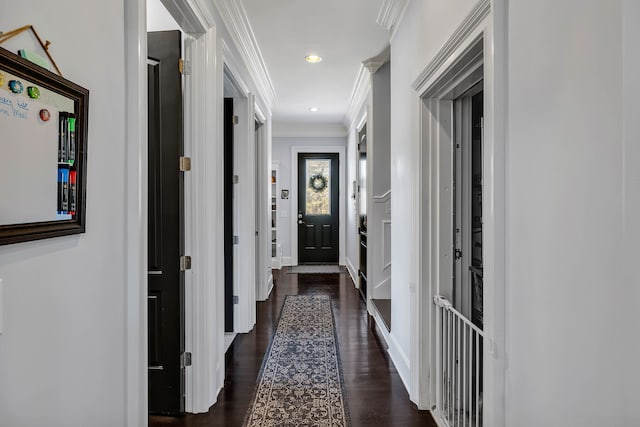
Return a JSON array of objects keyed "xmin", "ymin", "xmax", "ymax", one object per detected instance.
[{"xmin": 309, "ymin": 174, "xmax": 328, "ymax": 192}]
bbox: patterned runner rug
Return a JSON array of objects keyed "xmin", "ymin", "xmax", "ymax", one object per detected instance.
[{"xmin": 244, "ymin": 295, "xmax": 349, "ymax": 426}]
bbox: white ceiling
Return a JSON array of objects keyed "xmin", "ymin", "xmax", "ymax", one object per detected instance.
[{"xmin": 241, "ymin": 0, "xmax": 390, "ymax": 125}]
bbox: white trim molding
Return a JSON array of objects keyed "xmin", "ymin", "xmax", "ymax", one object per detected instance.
[
  {"xmin": 182, "ymin": 25, "xmax": 225, "ymax": 414},
  {"xmin": 345, "ymin": 256, "xmax": 358, "ymax": 285},
  {"xmin": 376, "ymin": 0, "xmax": 409, "ymax": 33},
  {"xmin": 344, "ymin": 65, "xmax": 371, "ymax": 128},
  {"xmin": 161, "ymin": 0, "xmax": 214, "ymax": 34},
  {"xmin": 363, "ymin": 45, "xmax": 391, "ymax": 74},
  {"xmin": 412, "ymin": 0, "xmax": 490, "ymax": 91},
  {"xmin": 213, "ymin": 0, "xmax": 276, "ymax": 109},
  {"xmin": 387, "ymin": 331, "xmax": 411, "ymax": 393},
  {"xmin": 223, "ymin": 42, "xmax": 251, "ymax": 97},
  {"xmin": 124, "ymin": 0, "xmax": 148, "ymax": 425},
  {"xmin": 373, "ymin": 189, "xmax": 391, "ymax": 203}
]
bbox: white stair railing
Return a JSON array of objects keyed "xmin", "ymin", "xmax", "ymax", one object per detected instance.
[{"xmin": 433, "ymin": 295, "xmax": 483, "ymax": 427}]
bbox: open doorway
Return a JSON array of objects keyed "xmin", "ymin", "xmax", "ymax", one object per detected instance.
[
  {"xmin": 453, "ymin": 84, "xmax": 484, "ymax": 327},
  {"xmin": 416, "ymin": 34, "xmax": 491, "ymax": 426}
]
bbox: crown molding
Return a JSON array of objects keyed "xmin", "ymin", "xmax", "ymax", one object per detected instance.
[
  {"xmin": 213, "ymin": 0, "xmax": 277, "ymax": 110},
  {"xmin": 377, "ymin": 0, "xmax": 409, "ymax": 33},
  {"xmin": 160, "ymin": 0, "xmax": 217, "ymax": 34},
  {"xmin": 344, "ymin": 65, "xmax": 371, "ymax": 128},
  {"xmin": 223, "ymin": 40, "xmax": 251, "ymax": 97},
  {"xmin": 363, "ymin": 45, "xmax": 390, "ymax": 74}
]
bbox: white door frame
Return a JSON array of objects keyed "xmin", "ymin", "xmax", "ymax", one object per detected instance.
[
  {"xmin": 290, "ymin": 146, "xmax": 346, "ymax": 266},
  {"xmin": 410, "ymin": 1, "xmax": 507, "ymax": 426},
  {"xmin": 125, "ymin": 0, "xmax": 227, "ymax": 421},
  {"xmin": 124, "ymin": 0, "xmax": 148, "ymax": 424},
  {"xmin": 223, "ymin": 62, "xmax": 257, "ymax": 333}
]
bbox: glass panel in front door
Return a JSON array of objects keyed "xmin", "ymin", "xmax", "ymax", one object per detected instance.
[{"xmin": 305, "ymin": 159, "xmax": 331, "ymax": 215}]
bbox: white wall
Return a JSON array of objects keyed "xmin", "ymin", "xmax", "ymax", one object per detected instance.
[
  {"xmin": 389, "ymin": 0, "xmax": 478, "ymax": 392},
  {"xmin": 506, "ymin": 1, "xmax": 640, "ymax": 425},
  {"xmin": 0, "ymin": 3, "xmax": 127, "ymax": 426},
  {"xmin": 392, "ymin": 0, "xmax": 640, "ymax": 422},
  {"xmin": 272, "ymin": 136, "xmax": 347, "ymax": 264}
]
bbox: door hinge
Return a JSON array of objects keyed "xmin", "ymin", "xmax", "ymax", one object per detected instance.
[
  {"xmin": 232, "ymin": 115, "xmax": 239, "ymax": 125},
  {"xmin": 179, "ymin": 156, "xmax": 191, "ymax": 172},
  {"xmin": 454, "ymin": 249, "xmax": 463, "ymax": 260},
  {"xmin": 181, "ymin": 352, "xmax": 192, "ymax": 368},
  {"xmin": 233, "ymin": 235, "xmax": 239, "ymax": 245},
  {"xmin": 180, "ymin": 255, "xmax": 192, "ymax": 271},
  {"xmin": 233, "ymin": 295, "xmax": 239, "ymax": 304},
  {"xmin": 233, "ymin": 174, "xmax": 239, "ymax": 184},
  {"xmin": 179, "ymin": 58, "xmax": 191, "ymax": 75}
]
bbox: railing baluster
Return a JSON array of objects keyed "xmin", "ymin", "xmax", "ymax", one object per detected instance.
[
  {"xmin": 475, "ymin": 331, "xmax": 480, "ymax": 427},
  {"xmin": 463, "ymin": 322, "xmax": 467, "ymax": 427},
  {"xmin": 456, "ymin": 316, "xmax": 460, "ymax": 426},
  {"xmin": 468, "ymin": 326, "xmax": 472, "ymax": 427},
  {"xmin": 433, "ymin": 295, "xmax": 483, "ymax": 427}
]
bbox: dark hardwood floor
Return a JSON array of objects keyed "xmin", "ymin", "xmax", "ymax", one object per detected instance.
[{"xmin": 149, "ymin": 269, "xmax": 436, "ymax": 427}]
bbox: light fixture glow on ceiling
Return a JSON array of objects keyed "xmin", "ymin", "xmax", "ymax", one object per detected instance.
[
  {"xmin": 305, "ymin": 55, "xmax": 322, "ymax": 63},
  {"xmin": 309, "ymin": 107, "xmax": 319, "ymax": 112}
]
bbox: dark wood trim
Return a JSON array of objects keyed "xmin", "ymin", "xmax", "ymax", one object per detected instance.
[{"xmin": 0, "ymin": 47, "xmax": 89, "ymax": 246}]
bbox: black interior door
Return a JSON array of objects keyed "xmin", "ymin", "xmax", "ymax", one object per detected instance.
[
  {"xmin": 147, "ymin": 31, "xmax": 184, "ymax": 414},
  {"xmin": 224, "ymin": 98, "xmax": 234, "ymax": 333},
  {"xmin": 298, "ymin": 153, "xmax": 339, "ymax": 264}
]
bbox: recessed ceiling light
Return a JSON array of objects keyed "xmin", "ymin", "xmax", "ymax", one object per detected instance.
[
  {"xmin": 305, "ymin": 55, "xmax": 322, "ymax": 63},
  {"xmin": 309, "ymin": 107, "xmax": 319, "ymax": 112}
]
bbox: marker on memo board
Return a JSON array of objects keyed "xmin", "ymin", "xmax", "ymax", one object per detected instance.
[
  {"xmin": 68, "ymin": 116, "xmax": 76, "ymax": 165},
  {"xmin": 57, "ymin": 168, "xmax": 69, "ymax": 214},
  {"xmin": 69, "ymin": 170, "xmax": 77, "ymax": 216},
  {"xmin": 58, "ymin": 112, "xmax": 67, "ymax": 162}
]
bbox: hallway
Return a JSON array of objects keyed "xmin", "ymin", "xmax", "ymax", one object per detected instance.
[{"xmin": 149, "ymin": 269, "xmax": 436, "ymax": 427}]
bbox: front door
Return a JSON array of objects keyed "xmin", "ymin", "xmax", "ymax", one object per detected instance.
[
  {"xmin": 298, "ymin": 153, "xmax": 339, "ymax": 264},
  {"xmin": 147, "ymin": 30, "xmax": 185, "ymax": 414}
]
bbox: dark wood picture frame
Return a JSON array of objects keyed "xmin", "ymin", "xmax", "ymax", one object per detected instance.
[{"xmin": 0, "ymin": 46, "xmax": 89, "ymax": 245}]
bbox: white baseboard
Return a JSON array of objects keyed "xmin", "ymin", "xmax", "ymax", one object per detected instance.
[
  {"xmin": 370, "ymin": 308, "xmax": 410, "ymax": 394},
  {"xmin": 345, "ymin": 257, "xmax": 357, "ymax": 285},
  {"xmin": 387, "ymin": 331, "xmax": 411, "ymax": 395},
  {"xmin": 266, "ymin": 274, "xmax": 273, "ymax": 299},
  {"xmin": 257, "ymin": 274, "xmax": 273, "ymax": 301},
  {"xmin": 281, "ymin": 256, "xmax": 293, "ymax": 266}
]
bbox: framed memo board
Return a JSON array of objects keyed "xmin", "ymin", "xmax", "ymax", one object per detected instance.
[{"xmin": 0, "ymin": 46, "xmax": 89, "ymax": 245}]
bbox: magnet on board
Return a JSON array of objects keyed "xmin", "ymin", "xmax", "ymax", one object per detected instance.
[
  {"xmin": 9, "ymin": 80, "xmax": 23, "ymax": 94},
  {"xmin": 39, "ymin": 109, "xmax": 51, "ymax": 122},
  {"xmin": 27, "ymin": 86, "xmax": 40, "ymax": 99}
]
